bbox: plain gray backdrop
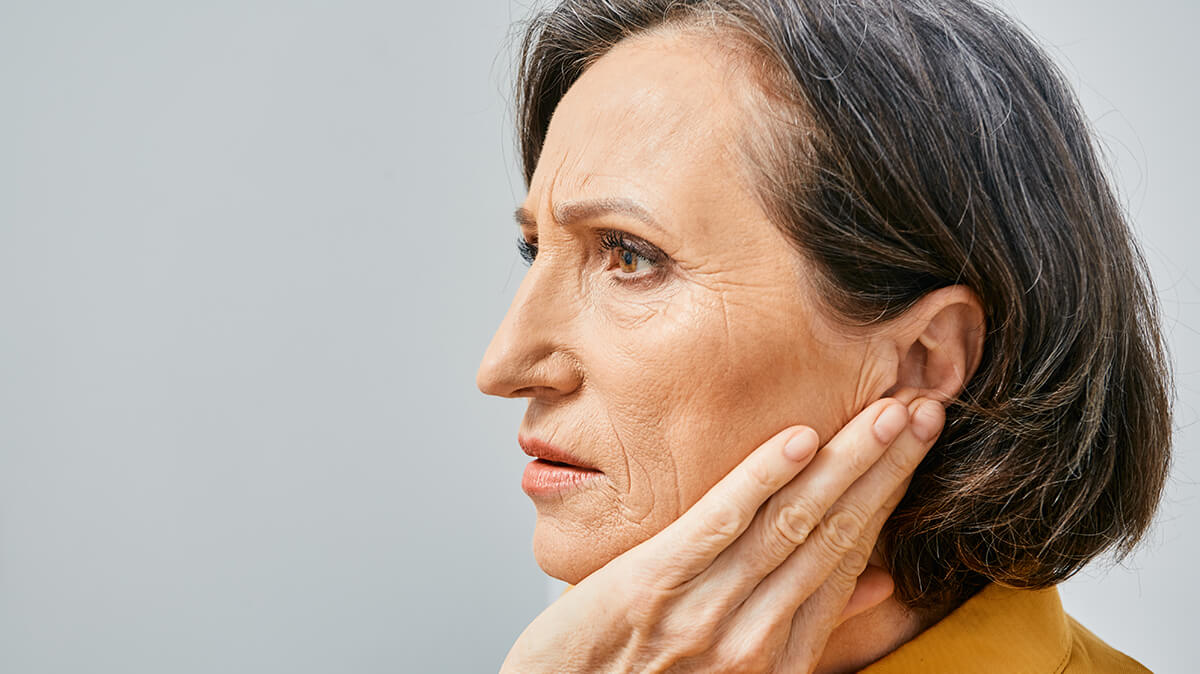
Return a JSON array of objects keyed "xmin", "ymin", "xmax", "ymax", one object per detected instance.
[{"xmin": 0, "ymin": 1, "xmax": 1195, "ymax": 672}]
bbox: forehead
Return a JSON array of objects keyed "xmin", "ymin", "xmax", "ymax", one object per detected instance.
[{"xmin": 528, "ymin": 30, "xmax": 757, "ymax": 222}]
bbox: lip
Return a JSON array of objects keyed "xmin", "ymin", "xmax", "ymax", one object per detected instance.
[
  {"xmin": 518, "ymin": 435, "xmax": 603, "ymax": 496},
  {"xmin": 517, "ymin": 435, "xmax": 600, "ymax": 472}
]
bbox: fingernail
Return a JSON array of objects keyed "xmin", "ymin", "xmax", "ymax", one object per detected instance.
[
  {"xmin": 911, "ymin": 400, "xmax": 945, "ymax": 441},
  {"xmin": 872, "ymin": 403, "xmax": 908, "ymax": 444},
  {"xmin": 783, "ymin": 427, "xmax": 819, "ymax": 462}
]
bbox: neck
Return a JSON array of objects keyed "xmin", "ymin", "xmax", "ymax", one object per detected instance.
[{"xmin": 814, "ymin": 593, "xmax": 956, "ymax": 673}]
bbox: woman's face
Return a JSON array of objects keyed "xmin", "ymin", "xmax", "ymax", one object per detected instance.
[{"xmin": 477, "ymin": 30, "xmax": 894, "ymax": 584}]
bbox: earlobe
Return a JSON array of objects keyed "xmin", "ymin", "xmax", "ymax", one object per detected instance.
[
  {"xmin": 838, "ymin": 565, "xmax": 895, "ymax": 624},
  {"xmin": 886, "ymin": 286, "xmax": 986, "ymax": 402}
]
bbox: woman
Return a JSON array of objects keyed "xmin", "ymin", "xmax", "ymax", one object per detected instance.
[{"xmin": 476, "ymin": 0, "xmax": 1172, "ymax": 671}]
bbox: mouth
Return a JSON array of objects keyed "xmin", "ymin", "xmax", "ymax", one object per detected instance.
[
  {"xmin": 518, "ymin": 435, "xmax": 603, "ymax": 496},
  {"xmin": 517, "ymin": 435, "xmax": 601, "ymax": 472},
  {"xmin": 521, "ymin": 458, "xmax": 603, "ymax": 496},
  {"xmin": 536, "ymin": 458, "xmax": 581, "ymax": 468}
]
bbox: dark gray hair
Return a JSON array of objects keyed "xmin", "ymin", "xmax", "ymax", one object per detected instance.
[{"xmin": 511, "ymin": 0, "xmax": 1173, "ymax": 611}]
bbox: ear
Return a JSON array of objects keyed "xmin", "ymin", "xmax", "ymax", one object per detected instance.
[
  {"xmin": 882, "ymin": 285, "xmax": 986, "ymax": 402},
  {"xmin": 837, "ymin": 563, "xmax": 895, "ymax": 624}
]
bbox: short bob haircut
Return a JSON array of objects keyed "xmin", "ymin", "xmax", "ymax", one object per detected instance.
[{"xmin": 511, "ymin": 0, "xmax": 1173, "ymax": 611}]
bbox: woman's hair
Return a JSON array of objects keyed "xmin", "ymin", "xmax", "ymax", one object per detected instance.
[{"xmin": 510, "ymin": 0, "xmax": 1173, "ymax": 611}]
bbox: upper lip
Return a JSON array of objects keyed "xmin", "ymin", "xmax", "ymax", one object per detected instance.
[{"xmin": 518, "ymin": 435, "xmax": 601, "ymax": 471}]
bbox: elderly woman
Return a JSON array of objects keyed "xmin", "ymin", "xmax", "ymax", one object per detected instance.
[{"xmin": 475, "ymin": 0, "xmax": 1171, "ymax": 671}]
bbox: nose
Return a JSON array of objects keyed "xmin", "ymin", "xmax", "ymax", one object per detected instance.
[{"xmin": 476, "ymin": 259, "xmax": 583, "ymax": 400}]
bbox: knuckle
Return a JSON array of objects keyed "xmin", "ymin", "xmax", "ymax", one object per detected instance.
[
  {"xmin": 624, "ymin": 597, "xmax": 666, "ymax": 632},
  {"xmin": 694, "ymin": 596, "xmax": 734, "ymax": 631},
  {"xmin": 837, "ymin": 442, "xmax": 877, "ymax": 476},
  {"xmin": 666, "ymin": 606, "xmax": 729, "ymax": 663},
  {"xmin": 877, "ymin": 440, "xmax": 916, "ymax": 481},
  {"xmin": 774, "ymin": 497, "xmax": 822, "ymax": 547},
  {"xmin": 714, "ymin": 640, "xmax": 772, "ymax": 674},
  {"xmin": 819, "ymin": 507, "xmax": 869, "ymax": 555},
  {"xmin": 662, "ymin": 615, "xmax": 718, "ymax": 658},
  {"xmin": 744, "ymin": 458, "xmax": 778, "ymax": 493},
  {"xmin": 840, "ymin": 545, "xmax": 872, "ymax": 576},
  {"xmin": 830, "ymin": 563, "xmax": 861, "ymax": 595},
  {"xmin": 629, "ymin": 556, "xmax": 680, "ymax": 595},
  {"xmin": 649, "ymin": 597, "xmax": 736, "ymax": 661},
  {"xmin": 624, "ymin": 598, "xmax": 659, "ymax": 629},
  {"xmin": 743, "ymin": 626, "xmax": 783, "ymax": 666},
  {"xmin": 698, "ymin": 501, "xmax": 744, "ymax": 542}
]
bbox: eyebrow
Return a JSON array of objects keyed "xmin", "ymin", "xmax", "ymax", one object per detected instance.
[{"xmin": 513, "ymin": 197, "xmax": 664, "ymax": 235}]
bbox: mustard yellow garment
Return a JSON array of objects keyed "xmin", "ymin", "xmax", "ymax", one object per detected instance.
[
  {"xmin": 859, "ymin": 582, "xmax": 1150, "ymax": 673},
  {"xmin": 558, "ymin": 582, "xmax": 1150, "ymax": 672}
]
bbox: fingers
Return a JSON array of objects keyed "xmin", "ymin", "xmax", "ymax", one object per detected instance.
[
  {"xmin": 820, "ymin": 399, "xmax": 943, "ymax": 550},
  {"xmin": 776, "ymin": 480, "xmax": 905, "ymax": 667},
  {"xmin": 718, "ymin": 478, "xmax": 906, "ymax": 673},
  {"xmin": 695, "ymin": 397, "xmax": 911, "ymax": 592},
  {"xmin": 734, "ymin": 399, "xmax": 944, "ymax": 634},
  {"xmin": 647, "ymin": 423, "xmax": 822, "ymax": 586},
  {"xmin": 772, "ymin": 482, "xmax": 902, "ymax": 666},
  {"xmin": 602, "ymin": 396, "xmax": 943, "ymax": 673}
]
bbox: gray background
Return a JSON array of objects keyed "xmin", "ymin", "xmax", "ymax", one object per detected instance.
[{"xmin": 0, "ymin": 1, "xmax": 1194, "ymax": 672}]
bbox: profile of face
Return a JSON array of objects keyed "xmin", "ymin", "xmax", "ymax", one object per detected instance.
[{"xmin": 477, "ymin": 30, "xmax": 965, "ymax": 584}]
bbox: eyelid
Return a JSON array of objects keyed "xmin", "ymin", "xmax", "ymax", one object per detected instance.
[
  {"xmin": 599, "ymin": 229, "xmax": 665, "ymax": 264},
  {"xmin": 599, "ymin": 229, "xmax": 671, "ymax": 287},
  {"xmin": 514, "ymin": 228, "xmax": 672, "ymax": 286}
]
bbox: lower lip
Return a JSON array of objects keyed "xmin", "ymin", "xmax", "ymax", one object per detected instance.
[{"xmin": 521, "ymin": 459, "xmax": 603, "ymax": 496}]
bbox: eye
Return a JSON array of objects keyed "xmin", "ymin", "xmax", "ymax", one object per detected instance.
[
  {"xmin": 609, "ymin": 246, "xmax": 654, "ymax": 275},
  {"xmin": 516, "ymin": 235, "xmax": 537, "ymax": 266},
  {"xmin": 515, "ymin": 229, "xmax": 669, "ymax": 285},
  {"xmin": 599, "ymin": 230, "xmax": 666, "ymax": 284}
]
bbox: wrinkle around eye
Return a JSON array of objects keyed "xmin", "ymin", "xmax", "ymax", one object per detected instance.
[{"xmin": 595, "ymin": 289, "xmax": 679, "ymax": 330}]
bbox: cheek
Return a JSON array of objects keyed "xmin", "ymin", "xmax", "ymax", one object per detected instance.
[
  {"xmin": 585, "ymin": 282, "xmax": 847, "ymax": 524},
  {"xmin": 661, "ymin": 295, "xmax": 848, "ymax": 512},
  {"xmin": 582, "ymin": 285, "xmax": 719, "ymax": 525}
]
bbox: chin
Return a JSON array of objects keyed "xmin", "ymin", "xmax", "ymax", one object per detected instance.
[{"xmin": 531, "ymin": 518, "xmax": 617, "ymax": 585}]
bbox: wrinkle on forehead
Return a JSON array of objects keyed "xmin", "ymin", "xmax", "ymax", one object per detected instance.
[
  {"xmin": 544, "ymin": 35, "xmax": 750, "ymax": 180},
  {"xmin": 524, "ymin": 29, "xmax": 784, "ymax": 274}
]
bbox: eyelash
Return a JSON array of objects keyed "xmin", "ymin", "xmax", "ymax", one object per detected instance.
[
  {"xmin": 515, "ymin": 230, "xmax": 668, "ymax": 286},
  {"xmin": 516, "ymin": 235, "xmax": 538, "ymax": 265}
]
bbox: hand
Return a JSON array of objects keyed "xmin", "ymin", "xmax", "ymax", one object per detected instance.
[{"xmin": 500, "ymin": 394, "xmax": 946, "ymax": 674}]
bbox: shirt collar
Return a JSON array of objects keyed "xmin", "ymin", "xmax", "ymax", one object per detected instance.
[{"xmin": 860, "ymin": 583, "xmax": 1071, "ymax": 674}]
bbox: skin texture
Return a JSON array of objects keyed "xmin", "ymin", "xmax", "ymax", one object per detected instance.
[{"xmin": 477, "ymin": 28, "xmax": 985, "ymax": 672}]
